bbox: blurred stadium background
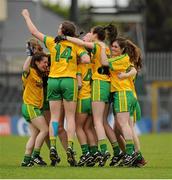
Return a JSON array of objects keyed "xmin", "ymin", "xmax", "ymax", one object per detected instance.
[{"xmin": 0, "ymin": 0, "xmax": 172, "ymax": 136}]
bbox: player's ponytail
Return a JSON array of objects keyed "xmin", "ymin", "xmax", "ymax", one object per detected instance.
[
  {"xmin": 104, "ymin": 23, "xmax": 118, "ymax": 45},
  {"xmin": 124, "ymin": 39, "xmax": 142, "ymax": 70},
  {"xmin": 91, "ymin": 25, "xmax": 106, "ymax": 41}
]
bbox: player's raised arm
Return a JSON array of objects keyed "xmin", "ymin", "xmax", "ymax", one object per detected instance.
[
  {"xmin": 22, "ymin": 42, "xmax": 34, "ymax": 73},
  {"xmin": 21, "ymin": 9, "xmax": 44, "ymax": 42},
  {"xmin": 23, "ymin": 56, "xmax": 32, "ymax": 73},
  {"xmin": 66, "ymin": 36, "xmax": 94, "ymax": 49}
]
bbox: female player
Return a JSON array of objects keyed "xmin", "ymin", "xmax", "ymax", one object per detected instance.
[
  {"xmin": 22, "ymin": 9, "xmax": 90, "ymax": 166},
  {"xmin": 118, "ymin": 69, "xmax": 147, "ymax": 167},
  {"xmin": 59, "ymin": 26, "xmax": 111, "ymax": 166},
  {"xmin": 21, "ymin": 51, "xmax": 49, "ymax": 167},
  {"xmin": 76, "ymin": 32, "xmax": 100, "ymax": 167},
  {"xmin": 27, "ymin": 38, "xmax": 68, "ymax": 166},
  {"xmin": 98, "ymin": 37, "xmax": 141, "ymax": 166}
]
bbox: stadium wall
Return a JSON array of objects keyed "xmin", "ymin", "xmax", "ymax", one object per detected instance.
[{"xmin": 0, "ymin": 115, "xmax": 152, "ymax": 136}]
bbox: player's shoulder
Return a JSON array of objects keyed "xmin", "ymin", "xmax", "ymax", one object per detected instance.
[{"xmin": 44, "ymin": 35, "xmax": 55, "ymax": 44}]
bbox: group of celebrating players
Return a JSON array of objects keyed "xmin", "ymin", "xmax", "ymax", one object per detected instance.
[{"xmin": 20, "ymin": 8, "xmax": 147, "ymax": 168}]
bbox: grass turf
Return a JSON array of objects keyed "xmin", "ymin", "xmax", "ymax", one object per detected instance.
[{"xmin": 0, "ymin": 133, "xmax": 172, "ymax": 179}]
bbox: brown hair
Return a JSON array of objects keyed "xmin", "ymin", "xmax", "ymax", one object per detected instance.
[
  {"xmin": 114, "ymin": 37, "xmax": 142, "ymax": 70},
  {"xmin": 31, "ymin": 52, "xmax": 48, "ymax": 76},
  {"xmin": 104, "ymin": 23, "xmax": 118, "ymax": 45},
  {"xmin": 91, "ymin": 26, "xmax": 106, "ymax": 41},
  {"xmin": 61, "ymin": 21, "xmax": 77, "ymax": 37},
  {"xmin": 28, "ymin": 38, "xmax": 43, "ymax": 54}
]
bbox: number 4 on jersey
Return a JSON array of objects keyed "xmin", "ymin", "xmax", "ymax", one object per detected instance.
[{"xmin": 55, "ymin": 44, "xmax": 72, "ymax": 62}]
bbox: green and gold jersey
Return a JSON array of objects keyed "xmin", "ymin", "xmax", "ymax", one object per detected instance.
[
  {"xmin": 77, "ymin": 63, "xmax": 92, "ymax": 99},
  {"xmin": 44, "ymin": 36, "xmax": 88, "ymax": 78},
  {"xmin": 91, "ymin": 43, "xmax": 111, "ymax": 81},
  {"xmin": 108, "ymin": 54, "xmax": 134, "ymax": 92},
  {"xmin": 22, "ymin": 68, "xmax": 43, "ymax": 109}
]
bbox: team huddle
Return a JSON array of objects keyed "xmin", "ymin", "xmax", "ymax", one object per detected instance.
[{"xmin": 21, "ymin": 9, "xmax": 147, "ymax": 168}]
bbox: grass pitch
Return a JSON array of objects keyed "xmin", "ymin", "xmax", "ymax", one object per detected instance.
[{"xmin": 0, "ymin": 133, "xmax": 172, "ymax": 179}]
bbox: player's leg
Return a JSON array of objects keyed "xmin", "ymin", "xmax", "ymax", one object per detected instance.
[
  {"xmin": 21, "ymin": 123, "xmax": 39, "ymax": 167},
  {"xmin": 109, "ymin": 120, "xmax": 127, "ymax": 166},
  {"xmin": 63, "ymin": 99, "xmax": 77, "ymax": 166},
  {"xmin": 76, "ymin": 115, "xmax": 88, "ymax": 144},
  {"xmin": 43, "ymin": 109, "xmax": 51, "ymax": 149},
  {"xmin": 92, "ymin": 80, "xmax": 110, "ymax": 164},
  {"xmin": 47, "ymin": 78, "xmax": 62, "ymax": 165},
  {"xmin": 31, "ymin": 115, "xmax": 49, "ymax": 166},
  {"xmin": 114, "ymin": 91, "xmax": 137, "ymax": 166},
  {"xmin": 129, "ymin": 102, "xmax": 147, "ymax": 167},
  {"xmin": 21, "ymin": 103, "xmax": 48, "ymax": 166},
  {"xmin": 84, "ymin": 115, "xmax": 98, "ymax": 153},
  {"xmin": 96, "ymin": 103, "xmax": 113, "ymax": 166},
  {"xmin": 114, "ymin": 121, "xmax": 126, "ymax": 152},
  {"xmin": 84, "ymin": 115, "xmax": 101, "ymax": 165},
  {"xmin": 58, "ymin": 105, "xmax": 68, "ymax": 151},
  {"xmin": 62, "ymin": 77, "xmax": 78, "ymax": 166},
  {"xmin": 102, "ymin": 103, "xmax": 123, "ymax": 166},
  {"xmin": 76, "ymin": 113, "xmax": 92, "ymax": 166}
]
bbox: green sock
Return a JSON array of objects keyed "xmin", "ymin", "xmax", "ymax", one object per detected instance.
[
  {"xmin": 126, "ymin": 140, "xmax": 134, "ymax": 155},
  {"xmin": 23, "ymin": 154, "xmax": 31, "ymax": 163},
  {"xmin": 81, "ymin": 144, "xmax": 89, "ymax": 155},
  {"xmin": 50, "ymin": 137, "xmax": 56, "ymax": 148},
  {"xmin": 32, "ymin": 149, "xmax": 40, "ymax": 158},
  {"xmin": 89, "ymin": 146, "xmax": 98, "ymax": 155},
  {"xmin": 68, "ymin": 140, "xmax": 74, "ymax": 149},
  {"xmin": 111, "ymin": 142, "xmax": 120, "ymax": 156},
  {"xmin": 99, "ymin": 139, "xmax": 107, "ymax": 153},
  {"xmin": 137, "ymin": 151, "xmax": 143, "ymax": 160}
]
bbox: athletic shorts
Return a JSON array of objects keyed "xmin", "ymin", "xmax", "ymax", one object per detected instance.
[
  {"xmin": 77, "ymin": 97, "xmax": 92, "ymax": 114},
  {"xmin": 132, "ymin": 100, "xmax": 141, "ymax": 122},
  {"xmin": 22, "ymin": 103, "xmax": 43, "ymax": 123},
  {"xmin": 91, "ymin": 79, "xmax": 110, "ymax": 102},
  {"xmin": 112, "ymin": 91, "xmax": 137, "ymax": 116},
  {"xmin": 47, "ymin": 77, "xmax": 78, "ymax": 101}
]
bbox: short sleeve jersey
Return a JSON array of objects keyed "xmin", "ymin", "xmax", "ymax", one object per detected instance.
[
  {"xmin": 22, "ymin": 68, "xmax": 44, "ymax": 109},
  {"xmin": 108, "ymin": 54, "xmax": 135, "ymax": 92},
  {"xmin": 91, "ymin": 43, "xmax": 111, "ymax": 81},
  {"xmin": 44, "ymin": 36, "xmax": 88, "ymax": 78},
  {"xmin": 77, "ymin": 63, "xmax": 92, "ymax": 99}
]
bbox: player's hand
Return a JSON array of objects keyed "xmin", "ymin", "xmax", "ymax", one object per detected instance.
[
  {"xmin": 117, "ymin": 72, "xmax": 128, "ymax": 79},
  {"xmin": 22, "ymin": 9, "xmax": 30, "ymax": 18},
  {"xmin": 54, "ymin": 35, "xmax": 67, "ymax": 43},
  {"xmin": 26, "ymin": 42, "xmax": 34, "ymax": 56}
]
